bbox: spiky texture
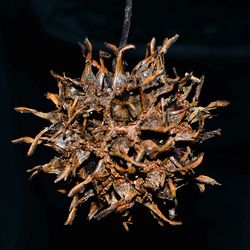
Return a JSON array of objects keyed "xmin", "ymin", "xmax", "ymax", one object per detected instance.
[{"xmin": 13, "ymin": 35, "xmax": 229, "ymax": 229}]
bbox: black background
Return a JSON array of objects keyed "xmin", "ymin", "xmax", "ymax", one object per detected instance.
[{"xmin": 1, "ymin": 0, "xmax": 250, "ymax": 249}]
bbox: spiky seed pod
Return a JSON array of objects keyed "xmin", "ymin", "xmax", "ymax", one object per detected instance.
[{"xmin": 13, "ymin": 35, "xmax": 229, "ymax": 229}]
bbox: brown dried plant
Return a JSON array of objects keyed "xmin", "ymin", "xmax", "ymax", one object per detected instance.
[
  {"xmin": 13, "ymin": 1, "xmax": 229, "ymax": 230},
  {"xmin": 13, "ymin": 35, "xmax": 229, "ymax": 229}
]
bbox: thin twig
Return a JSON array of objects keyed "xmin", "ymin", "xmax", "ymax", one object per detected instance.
[{"xmin": 119, "ymin": 0, "xmax": 133, "ymax": 48}]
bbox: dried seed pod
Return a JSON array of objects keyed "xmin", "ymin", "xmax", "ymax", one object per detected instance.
[{"xmin": 13, "ymin": 35, "xmax": 229, "ymax": 230}]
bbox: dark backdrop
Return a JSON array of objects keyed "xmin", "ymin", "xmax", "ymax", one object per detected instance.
[{"xmin": 1, "ymin": 0, "xmax": 250, "ymax": 249}]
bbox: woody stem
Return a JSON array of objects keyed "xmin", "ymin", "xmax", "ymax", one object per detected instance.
[{"xmin": 119, "ymin": 0, "xmax": 133, "ymax": 48}]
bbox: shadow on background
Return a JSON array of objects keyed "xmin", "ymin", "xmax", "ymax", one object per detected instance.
[{"xmin": 1, "ymin": 0, "xmax": 250, "ymax": 249}]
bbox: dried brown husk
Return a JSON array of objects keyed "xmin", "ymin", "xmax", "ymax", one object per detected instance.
[{"xmin": 13, "ymin": 35, "xmax": 229, "ymax": 230}]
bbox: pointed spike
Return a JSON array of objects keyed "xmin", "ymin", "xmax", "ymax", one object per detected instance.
[
  {"xmin": 159, "ymin": 34, "xmax": 179, "ymax": 54},
  {"xmin": 207, "ymin": 100, "xmax": 230, "ymax": 108},
  {"xmin": 113, "ymin": 44, "xmax": 135, "ymax": 88},
  {"xmin": 12, "ymin": 136, "xmax": 40, "ymax": 145},
  {"xmin": 64, "ymin": 207, "xmax": 77, "ymax": 225},
  {"xmin": 27, "ymin": 127, "xmax": 50, "ymax": 156},
  {"xmin": 46, "ymin": 92, "xmax": 60, "ymax": 107},
  {"xmin": 80, "ymin": 38, "xmax": 96, "ymax": 82},
  {"xmin": 144, "ymin": 202, "xmax": 182, "ymax": 225},
  {"xmin": 95, "ymin": 51, "xmax": 110, "ymax": 88},
  {"xmin": 150, "ymin": 37, "xmax": 156, "ymax": 55},
  {"xmin": 54, "ymin": 165, "xmax": 71, "ymax": 183},
  {"xmin": 192, "ymin": 75, "xmax": 205, "ymax": 102},
  {"xmin": 50, "ymin": 70, "xmax": 65, "ymax": 81},
  {"xmin": 185, "ymin": 153, "xmax": 204, "ymax": 170},
  {"xmin": 104, "ymin": 42, "xmax": 118, "ymax": 55},
  {"xmin": 67, "ymin": 177, "xmax": 92, "ymax": 197},
  {"xmin": 15, "ymin": 107, "xmax": 57, "ymax": 123}
]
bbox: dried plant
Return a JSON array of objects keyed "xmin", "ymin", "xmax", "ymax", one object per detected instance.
[{"xmin": 13, "ymin": 1, "xmax": 229, "ymax": 230}]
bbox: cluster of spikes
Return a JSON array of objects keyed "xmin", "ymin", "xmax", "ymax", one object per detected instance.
[{"xmin": 13, "ymin": 35, "xmax": 229, "ymax": 230}]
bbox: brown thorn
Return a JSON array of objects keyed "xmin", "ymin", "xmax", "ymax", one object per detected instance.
[
  {"xmin": 159, "ymin": 34, "xmax": 179, "ymax": 54},
  {"xmin": 27, "ymin": 126, "xmax": 50, "ymax": 156},
  {"xmin": 144, "ymin": 202, "xmax": 182, "ymax": 225}
]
